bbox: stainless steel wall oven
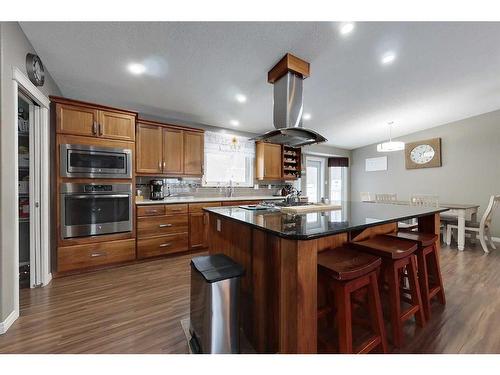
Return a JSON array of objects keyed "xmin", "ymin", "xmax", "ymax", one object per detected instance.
[
  {"xmin": 60, "ymin": 183, "xmax": 133, "ymax": 239},
  {"xmin": 60, "ymin": 144, "xmax": 132, "ymax": 179}
]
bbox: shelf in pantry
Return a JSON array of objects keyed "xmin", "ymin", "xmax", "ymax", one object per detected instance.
[
  {"xmin": 19, "ymin": 218, "xmax": 30, "ymax": 223},
  {"xmin": 18, "ymin": 132, "xmax": 29, "ymax": 137}
]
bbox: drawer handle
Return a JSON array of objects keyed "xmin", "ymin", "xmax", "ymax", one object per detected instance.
[
  {"xmin": 90, "ymin": 252, "xmax": 107, "ymax": 257},
  {"xmin": 146, "ymin": 210, "xmax": 159, "ymax": 214},
  {"xmin": 170, "ymin": 209, "xmax": 184, "ymax": 212},
  {"xmin": 159, "ymin": 243, "xmax": 172, "ymax": 248},
  {"xmin": 159, "ymin": 224, "xmax": 173, "ymax": 228}
]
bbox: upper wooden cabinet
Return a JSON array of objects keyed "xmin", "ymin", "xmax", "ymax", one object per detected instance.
[
  {"xmin": 136, "ymin": 119, "xmax": 204, "ymax": 176},
  {"xmin": 136, "ymin": 123, "xmax": 163, "ymax": 174},
  {"xmin": 184, "ymin": 131, "xmax": 204, "ymax": 175},
  {"xmin": 98, "ymin": 111, "xmax": 136, "ymax": 141},
  {"xmin": 53, "ymin": 98, "xmax": 136, "ymax": 142},
  {"xmin": 56, "ymin": 103, "xmax": 98, "ymax": 137},
  {"xmin": 163, "ymin": 128, "xmax": 184, "ymax": 174},
  {"xmin": 255, "ymin": 142, "xmax": 282, "ymax": 180}
]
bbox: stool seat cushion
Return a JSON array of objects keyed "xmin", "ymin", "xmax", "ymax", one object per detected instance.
[
  {"xmin": 352, "ymin": 235, "xmax": 418, "ymax": 260},
  {"xmin": 385, "ymin": 231, "xmax": 438, "ymax": 248},
  {"xmin": 318, "ymin": 246, "xmax": 381, "ymax": 281}
]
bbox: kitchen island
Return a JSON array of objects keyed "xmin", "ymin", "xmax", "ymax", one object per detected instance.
[{"xmin": 205, "ymin": 202, "xmax": 448, "ymax": 354}]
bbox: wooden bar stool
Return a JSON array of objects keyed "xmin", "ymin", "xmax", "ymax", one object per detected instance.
[
  {"xmin": 318, "ymin": 246, "xmax": 388, "ymax": 354},
  {"xmin": 352, "ymin": 235, "xmax": 425, "ymax": 348},
  {"xmin": 385, "ymin": 231, "xmax": 446, "ymax": 320}
]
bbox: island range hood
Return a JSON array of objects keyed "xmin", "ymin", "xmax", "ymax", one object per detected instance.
[{"xmin": 252, "ymin": 53, "xmax": 327, "ymax": 147}]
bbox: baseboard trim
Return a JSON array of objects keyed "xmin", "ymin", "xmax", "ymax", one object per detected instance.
[{"xmin": 0, "ymin": 310, "xmax": 19, "ymax": 334}]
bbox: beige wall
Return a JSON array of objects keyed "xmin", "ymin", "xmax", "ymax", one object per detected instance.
[
  {"xmin": 350, "ymin": 109, "xmax": 500, "ymax": 236},
  {"xmin": 0, "ymin": 22, "xmax": 61, "ymax": 323}
]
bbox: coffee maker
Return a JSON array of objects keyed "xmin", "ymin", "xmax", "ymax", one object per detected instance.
[{"xmin": 149, "ymin": 179, "xmax": 164, "ymax": 200}]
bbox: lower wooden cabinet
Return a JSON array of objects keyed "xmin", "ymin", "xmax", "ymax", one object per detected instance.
[
  {"xmin": 57, "ymin": 238, "xmax": 136, "ymax": 273},
  {"xmin": 188, "ymin": 202, "xmax": 221, "ymax": 250},
  {"xmin": 137, "ymin": 233, "xmax": 189, "ymax": 259},
  {"xmin": 137, "ymin": 214, "xmax": 189, "ymax": 237}
]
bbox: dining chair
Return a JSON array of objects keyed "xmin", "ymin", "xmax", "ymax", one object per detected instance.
[
  {"xmin": 446, "ymin": 195, "xmax": 500, "ymax": 254},
  {"xmin": 360, "ymin": 192, "xmax": 372, "ymax": 202},
  {"xmin": 375, "ymin": 193, "xmax": 397, "ymax": 203}
]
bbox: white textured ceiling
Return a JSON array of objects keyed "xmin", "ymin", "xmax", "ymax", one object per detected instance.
[{"xmin": 20, "ymin": 22, "xmax": 500, "ymax": 149}]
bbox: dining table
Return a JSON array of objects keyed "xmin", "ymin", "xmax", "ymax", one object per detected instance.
[{"xmin": 365, "ymin": 200, "xmax": 480, "ymax": 251}]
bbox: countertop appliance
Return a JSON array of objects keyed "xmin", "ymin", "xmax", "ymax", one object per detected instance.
[
  {"xmin": 60, "ymin": 144, "xmax": 132, "ymax": 179},
  {"xmin": 149, "ymin": 179, "xmax": 164, "ymax": 200},
  {"xmin": 60, "ymin": 182, "xmax": 132, "ymax": 239}
]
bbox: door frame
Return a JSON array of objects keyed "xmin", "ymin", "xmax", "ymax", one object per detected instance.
[
  {"xmin": 7, "ymin": 67, "xmax": 51, "ymax": 328},
  {"xmin": 302, "ymin": 155, "xmax": 326, "ymax": 203}
]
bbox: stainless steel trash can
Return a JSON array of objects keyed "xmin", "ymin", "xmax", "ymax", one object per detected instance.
[{"xmin": 189, "ymin": 254, "xmax": 244, "ymax": 354}]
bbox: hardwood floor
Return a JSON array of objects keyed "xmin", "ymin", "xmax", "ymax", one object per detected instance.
[{"xmin": 1, "ymin": 242, "xmax": 499, "ymax": 354}]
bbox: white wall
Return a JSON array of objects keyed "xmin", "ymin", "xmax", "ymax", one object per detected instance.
[
  {"xmin": 350, "ymin": 109, "xmax": 500, "ymax": 236},
  {"xmin": 0, "ymin": 22, "xmax": 61, "ymax": 323}
]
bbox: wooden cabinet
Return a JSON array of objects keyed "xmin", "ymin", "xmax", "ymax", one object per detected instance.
[
  {"xmin": 184, "ymin": 131, "xmax": 204, "ymax": 175},
  {"xmin": 57, "ymin": 238, "xmax": 136, "ymax": 272},
  {"xmin": 56, "ymin": 103, "xmax": 98, "ymax": 137},
  {"xmin": 255, "ymin": 142, "xmax": 283, "ymax": 180},
  {"xmin": 163, "ymin": 128, "xmax": 184, "ymax": 174},
  {"xmin": 136, "ymin": 203, "xmax": 189, "ymax": 259},
  {"xmin": 99, "ymin": 110, "xmax": 136, "ymax": 141},
  {"xmin": 136, "ymin": 120, "xmax": 204, "ymax": 177},
  {"xmin": 188, "ymin": 202, "xmax": 221, "ymax": 250},
  {"xmin": 55, "ymin": 101, "xmax": 136, "ymax": 141},
  {"xmin": 136, "ymin": 124, "xmax": 163, "ymax": 174}
]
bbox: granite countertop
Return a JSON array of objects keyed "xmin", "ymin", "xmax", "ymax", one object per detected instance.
[
  {"xmin": 136, "ymin": 195, "xmax": 285, "ymax": 205},
  {"xmin": 204, "ymin": 201, "xmax": 449, "ymax": 240}
]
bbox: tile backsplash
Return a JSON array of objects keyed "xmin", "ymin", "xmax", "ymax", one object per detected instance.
[{"xmin": 136, "ymin": 176, "xmax": 298, "ymax": 199}]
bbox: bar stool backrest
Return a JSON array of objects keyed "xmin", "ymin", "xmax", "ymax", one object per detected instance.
[
  {"xmin": 375, "ymin": 193, "xmax": 397, "ymax": 203},
  {"xmin": 409, "ymin": 194, "xmax": 439, "ymax": 207}
]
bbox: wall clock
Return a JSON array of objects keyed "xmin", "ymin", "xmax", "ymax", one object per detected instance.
[
  {"xmin": 405, "ymin": 138, "xmax": 442, "ymax": 169},
  {"xmin": 26, "ymin": 53, "xmax": 45, "ymax": 87}
]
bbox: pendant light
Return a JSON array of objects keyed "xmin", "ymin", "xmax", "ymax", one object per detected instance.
[{"xmin": 377, "ymin": 121, "xmax": 404, "ymax": 152}]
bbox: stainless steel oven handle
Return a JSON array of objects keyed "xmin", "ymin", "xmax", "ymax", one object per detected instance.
[{"xmin": 65, "ymin": 194, "xmax": 131, "ymax": 199}]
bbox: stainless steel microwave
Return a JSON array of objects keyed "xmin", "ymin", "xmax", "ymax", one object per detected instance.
[
  {"xmin": 60, "ymin": 183, "xmax": 133, "ymax": 239},
  {"xmin": 60, "ymin": 144, "xmax": 132, "ymax": 179}
]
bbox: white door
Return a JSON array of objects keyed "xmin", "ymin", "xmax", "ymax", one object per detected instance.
[
  {"xmin": 305, "ymin": 157, "xmax": 326, "ymax": 203},
  {"xmin": 329, "ymin": 166, "xmax": 344, "ymax": 205}
]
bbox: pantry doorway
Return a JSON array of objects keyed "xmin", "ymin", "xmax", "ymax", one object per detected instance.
[{"xmin": 6, "ymin": 68, "xmax": 51, "ymax": 331}]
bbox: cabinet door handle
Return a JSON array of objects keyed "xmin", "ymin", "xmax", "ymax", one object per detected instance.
[
  {"xmin": 92, "ymin": 121, "xmax": 97, "ymax": 135},
  {"xmin": 159, "ymin": 224, "xmax": 172, "ymax": 228},
  {"xmin": 159, "ymin": 243, "xmax": 172, "ymax": 248},
  {"xmin": 90, "ymin": 252, "xmax": 107, "ymax": 257},
  {"xmin": 98, "ymin": 123, "xmax": 103, "ymax": 136},
  {"xmin": 203, "ymin": 214, "xmax": 207, "ymax": 225},
  {"xmin": 163, "ymin": 161, "xmax": 166, "ymax": 170},
  {"xmin": 158, "ymin": 161, "xmax": 162, "ymax": 171}
]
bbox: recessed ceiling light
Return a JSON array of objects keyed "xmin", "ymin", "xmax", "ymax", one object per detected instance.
[
  {"xmin": 235, "ymin": 94, "xmax": 247, "ymax": 103},
  {"xmin": 381, "ymin": 52, "xmax": 396, "ymax": 65},
  {"xmin": 128, "ymin": 63, "xmax": 146, "ymax": 75},
  {"xmin": 339, "ymin": 22, "xmax": 355, "ymax": 36},
  {"xmin": 230, "ymin": 120, "xmax": 240, "ymax": 127},
  {"xmin": 302, "ymin": 113, "xmax": 312, "ymax": 121}
]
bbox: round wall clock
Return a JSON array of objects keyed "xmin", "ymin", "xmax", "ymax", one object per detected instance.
[
  {"xmin": 26, "ymin": 53, "xmax": 45, "ymax": 87},
  {"xmin": 404, "ymin": 138, "xmax": 442, "ymax": 169}
]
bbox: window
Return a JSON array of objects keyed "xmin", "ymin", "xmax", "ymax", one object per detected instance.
[
  {"xmin": 330, "ymin": 167, "xmax": 343, "ymax": 205},
  {"xmin": 203, "ymin": 131, "xmax": 255, "ymax": 187}
]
